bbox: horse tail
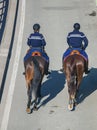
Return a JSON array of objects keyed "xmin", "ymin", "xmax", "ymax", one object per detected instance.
[
  {"xmin": 30, "ymin": 57, "xmax": 42, "ymax": 94},
  {"xmin": 67, "ymin": 57, "xmax": 76, "ymax": 85},
  {"xmin": 76, "ymin": 59, "xmax": 84, "ymax": 89},
  {"xmin": 70, "ymin": 58, "xmax": 84, "ymax": 84},
  {"xmin": 67, "ymin": 57, "xmax": 76, "ymax": 76}
]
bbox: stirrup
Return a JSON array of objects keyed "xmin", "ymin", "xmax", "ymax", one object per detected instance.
[
  {"xmin": 23, "ymin": 72, "xmax": 25, "ymax": 75},
  {"xmin": 85, "ymin": 70, "xmax": 90, "ymax": 74},
  {"xmin": 45, "ymin": 71, "xmax": 51, "ymax": 75},
  {"xmin": 60, "ymin": 68, "xmax": 64, "ymax": 72}
]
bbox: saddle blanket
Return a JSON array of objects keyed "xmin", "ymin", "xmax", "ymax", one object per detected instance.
[
  {"xmin": 24, "ymin": 48, "xmax": 49, "ymax": 62},
  {"xmin": 63, "ymin": 48, "xmax": 88, "ymax": 61}
]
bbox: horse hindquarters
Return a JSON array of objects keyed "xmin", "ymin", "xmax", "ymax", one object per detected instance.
[
  {"xmin": 64, "ymin": 58, "xmax": 78, "ymax": 110},
  {"xmin": 25, "ymin": 57, "xmax": 42, "ymax": 113},
  {"xmin": 64, "ymin": 55, "xmax": 85, "ymax": 110},
  {"xmin": 25, "ymin": 62, "xmax": 34, "ymax": 113}
]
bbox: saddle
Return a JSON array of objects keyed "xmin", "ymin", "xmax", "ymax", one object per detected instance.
[
  {"xmin": 31, "ymin": 51, "xmax": 41, "ymax": 56},
  {"xmin": 24, "ymin": 48, "xmax": 49, "ymax": 63},
  {"xmin": 70, "ymin": 50, "xmax": 80, "ymax": 55},
  {"xmin": 63, "ymin": 49, "xmax": 88, "ymax": 62}
]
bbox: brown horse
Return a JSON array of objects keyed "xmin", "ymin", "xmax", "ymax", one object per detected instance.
[
  {"xmin": 63, "ymin": 52, "xmax": 86, "ymax": 111},
  {"xmin": 24, "ymin": 53, "xmax": 48, "ymax": 114}
]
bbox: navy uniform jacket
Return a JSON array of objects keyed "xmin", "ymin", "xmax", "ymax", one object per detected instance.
[
  {"xmin": 27, "ymin": 32, "xmax": 46, "ymax": 48},
  {"xmin": 67, "ymin": 30, "xmax": 88, "ymax": 50}
]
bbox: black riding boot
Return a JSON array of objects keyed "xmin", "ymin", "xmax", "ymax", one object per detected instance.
[
  {"xmin": 60, "ymin": 61, "xmax": 64, "ymax": 72},
  {"xmin": 45, "ymin": 62, "xmax": 51, "ymax": 75},
  {"xmin": 85, "ymin": 61, "xmax": 90, "ymax": 74}
]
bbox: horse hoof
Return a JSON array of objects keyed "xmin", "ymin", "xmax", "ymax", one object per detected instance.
[
  {"xmin": 26, "ymin": 108, "xmax": 31, "ymax": 114},
  {"xmin": 68, "ymin": 104, "xmax": 74, "ymax": 111},
  {"xmin": 74, "ymin": 102, "xmax": 78, "ymax": 106},
  {"xmin": 33, "ymin": 106, "xmax": 38, "ymax": 111}
]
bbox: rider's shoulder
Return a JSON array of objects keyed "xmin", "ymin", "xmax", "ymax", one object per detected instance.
[
  {"xmin": 39, "ymin": 33, "xmax": 43, "ymax": 36},
  {"xmin": 67, "ymin": 31, "xmax": 72, "ymax": 36},
  {"xmin": 38, "ymin": 33, "xmax": 44, "ymax": 38},
  {"xmin": 29, "ymin": 33, "xmax": 34, "ymax": 36},
  {"xmin": 78, "ymin": 31, "xmax": 84, "ymax": 35}
]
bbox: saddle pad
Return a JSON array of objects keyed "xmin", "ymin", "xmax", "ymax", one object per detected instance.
[
  {"xmin": 24, "ymin": 48, "xmax": 48, "ymax": 62},
  {"xmin": 63, "ymin": 48, "xmax": 88, "ymax": 62}
]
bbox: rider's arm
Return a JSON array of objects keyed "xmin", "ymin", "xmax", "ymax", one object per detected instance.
[
  {"xmin": 41, "ymin": 34, "xmax": 46, "ymax": 47},
  {"xmin": 67, "ymin": 33, "xmax": 71, "ymax": 47},
  {"xmin": 27, "ymin": 34, "xmax": 32, "ymax": 46},
  {"xmin": 82, "ymin": 33, "xmax": 88, "ymax": 50}
]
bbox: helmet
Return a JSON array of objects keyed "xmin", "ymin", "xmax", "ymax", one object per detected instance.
[
  {"xmin": 33, "ymin": 23, "xmax": 40, "ymax": 31},
  {"xmin": 73, "ymin": 23, "xmax": 80, "ymax": 30}
]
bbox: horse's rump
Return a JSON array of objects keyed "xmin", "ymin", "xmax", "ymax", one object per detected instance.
[
  {"xmin": 63, "ymin": 49, "xmax": 88, "ymax": 63},
  {"xmin": 24, "ymin": 56, "xmax": 40, "ymax": 86},
  {"xmin": 64, "ymin": 54, "xmax": 85, "ymax": 74}
]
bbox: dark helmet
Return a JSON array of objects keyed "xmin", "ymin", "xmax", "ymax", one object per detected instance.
[
  {"xmin": 73, "ymin": 23, "xmax": 80, "ymax": 30},
  {"xmin": 33, "ymin": 23, "xmax": 40, "ymax": 31}
]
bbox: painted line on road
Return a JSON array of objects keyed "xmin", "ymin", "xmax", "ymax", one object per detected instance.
[{"xmin": 0, "ymin": 0, "xmax": 25, "ymax": 130}]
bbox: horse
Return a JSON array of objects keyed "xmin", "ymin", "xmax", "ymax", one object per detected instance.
[
  {"xmin": 63, "ymin": 51, "xmax": 86, "ymax": 111},
  {"xmin": 24, "ymin": 51, "xmax": 48, "ymax": 114}
]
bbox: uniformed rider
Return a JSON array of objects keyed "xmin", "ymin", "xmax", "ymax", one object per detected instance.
[
  {"xmin": 62, "ymin": 23, "xmax": 90, "ymax": 74},
  {"xmin": 27, "ymin": 23, "xmax": 50, "ymax": 75}
]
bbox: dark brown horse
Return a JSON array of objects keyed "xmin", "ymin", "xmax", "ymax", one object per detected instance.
[
  {"xmin": 24, "ymin": 52, "xmax": 48, "ymax": 114},
  {"xmin": 63, "ymin": 52, "xmax": 86, "ymax": 110}
]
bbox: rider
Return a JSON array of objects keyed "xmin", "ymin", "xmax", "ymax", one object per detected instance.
[
  {"xmin": 62, "ymin": 23, "xmax": 90, "ymax": 74},
  {"xmin": 27, "ymin": 23, "xmax": 50, "ymax": 75}
]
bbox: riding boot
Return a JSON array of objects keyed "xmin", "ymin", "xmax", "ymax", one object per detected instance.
[
  {"xmin": 45, "ymin": 62, "xmax": 51, "ymax": 75},
  {"xmin": 23, "ymin": 72, "xmax": 25, "ymax": 75},
  {"xmin": 60, "ymin": 68, "xmax": 64, "ymax": 72},
  {"xmin": 85, "ymin": 60, "xmax": 90, "ymax": 74},
  {"xmin": 60, "ymin": 61, "xmax": 64, "ymax": 72}
]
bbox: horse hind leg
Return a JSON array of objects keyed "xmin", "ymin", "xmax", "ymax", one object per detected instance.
[
  {"xmin": 68, "ymin": 76, "xmax": 77, "ymax": 111},
  {"xmin": 25, "ymin": 71, "xmax": 33, "ymax": 114},
  {"xmin": 33, "ymin": 84, "xmax": 41, "ymax": 111},
  {"xmin": 26, "ymin": 83, "xmax": 33, "ymax": 114},
  {"xmin": 37, "ymin": 78, "xmax": 43, "ymax": 98},
  {"xmin": 25, "ymin": 66, "xmax": 34, "ymax": 114},
  {"xmin": 68, "ymin": 93, "xmax": 76, "ymax": 111},
  {"xmin": 33, "ymin": 99, "xmax": 39, "ymax": 111},
  {"xmin": 33, "ymin": 78, "xmax": 42, "ymax": 111}
]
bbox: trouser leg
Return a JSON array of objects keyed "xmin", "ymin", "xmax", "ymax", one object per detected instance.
[
  {"xmin": 85, "ymin": 60, "xmax": 90, "ymax": 74},
  {"xmin": 45, "ymin": 62, "xmax": 50, "ymax": 75}
]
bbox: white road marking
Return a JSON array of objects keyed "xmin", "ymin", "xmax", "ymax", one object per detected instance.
[{"xmin": 0, "ymin": 0, "xmax": 25, "ymax": 130}]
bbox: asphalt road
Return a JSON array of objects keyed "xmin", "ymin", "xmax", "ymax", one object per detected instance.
[{"xmin": 1, "ymin": 0, "xmax": 97, "ymax": 130}]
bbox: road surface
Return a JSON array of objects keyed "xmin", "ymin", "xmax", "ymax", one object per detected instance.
[{"xmin": 1, "ymin": 0, "xmax": 97, "ymax": 130}]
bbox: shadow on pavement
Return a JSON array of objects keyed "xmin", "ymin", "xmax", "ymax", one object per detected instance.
[
  {"xmin": 77, "ymin": 67, "xmax": 97, "ymax": 104},
  {"xmin": 39, "ymin": 70, "xmax": 66, "ymax": 107}
]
